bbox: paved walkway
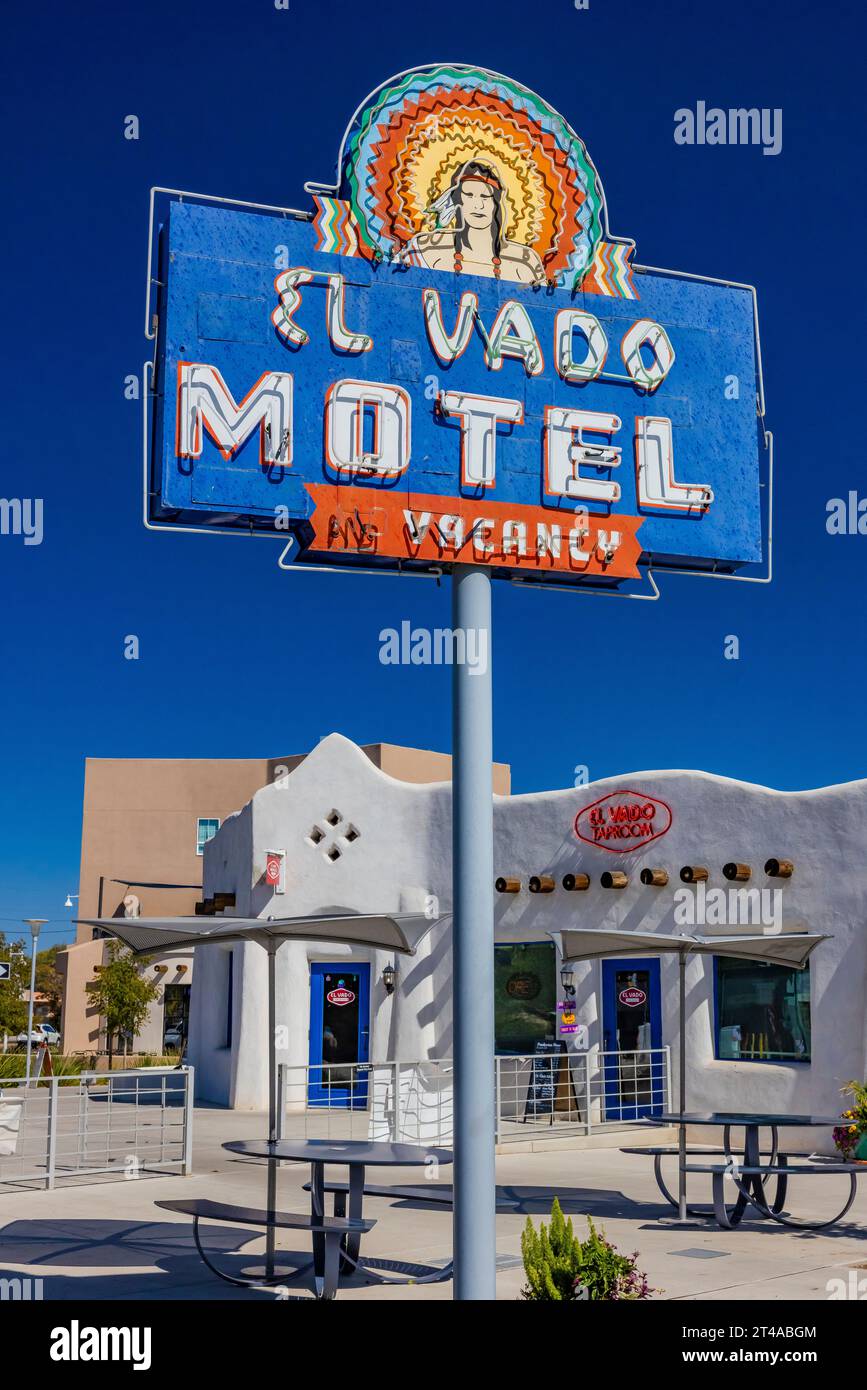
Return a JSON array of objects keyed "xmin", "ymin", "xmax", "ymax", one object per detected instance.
[{"xmin": 0, "ymin": 1105, "xmax": 863, "ymax": 1301}]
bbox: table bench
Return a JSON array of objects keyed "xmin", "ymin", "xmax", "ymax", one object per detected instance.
[
  {"xmin": 645, "ymin": 1112, "xmax": 861, "ymax": 1231},
  {"xmin": 679, "ymin": 1161, "xmax": 863, "ymax": 1230},
  {"xmin": 621, "ymin": 1145, "xmax": 777, "ymax": 1219},
  {"xmin": 621, "ymin": 1145, "xmax": 775, "ymax": 1157},
  {"xmin": 301, "ymin": 1178, "xmax": 524, "ymax": 1217},
  {"xmin": 156, "ymin": 1197, "xmax": 375, "ymax": 1300}
]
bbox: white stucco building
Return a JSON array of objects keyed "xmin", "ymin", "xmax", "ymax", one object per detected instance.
[{"xmin": 187, "ymin": 734, "xmax": 867, "ymax": 1139}]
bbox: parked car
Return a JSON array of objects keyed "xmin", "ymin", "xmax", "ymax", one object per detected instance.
[
  {"xmin": 14, "ymin": 1022, "xmax": 60, "ymax": 1046},
  {"xmin": 163, "ymin": 1025, "xmax": 185, "ymax": 1051}
]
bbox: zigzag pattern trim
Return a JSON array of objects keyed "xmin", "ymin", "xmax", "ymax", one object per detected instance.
[
  {"xmin": 582, "ymin": 241, "xmax": 638, "ymax": 299},
  {"xmin": 312, "ymin": 195, "xmax": 362, "ymax": 258}
]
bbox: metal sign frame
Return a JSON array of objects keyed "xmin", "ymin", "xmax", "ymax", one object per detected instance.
[{"xmin": 142, "ymin": 186, "xmax": 771, "ymax": 599}]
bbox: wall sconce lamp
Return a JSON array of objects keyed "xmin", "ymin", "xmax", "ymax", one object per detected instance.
[
  {"xmin": 382, "ymin": 963, "xmax": 397, "ymax": 996},
  {"xmin": 639, "ymin": 868, "xmax": 668, "ymax": 887},
  {"xmin": 601, "ymin": 871, "xmax": 628, "ymax": 889},
  {"xmin": 495, "ymin": 877, "xmax": 521, "ymax": 893},
  {"xmin": 765, "ymin": 858, "xmax": 794, "ymax": 879},
  {"xmin": 723, "ymin": 862, "xmax": 751, "ymax": 882},
  {"xmin": 562, "ymin": 873, "xmax": 590, "ymax": 891},
  {"xmin": 560, "ymin": 964, "xmax": 576, "ymax": 998},
  {"xmin": 679, "ymin": 866, "xmax": 709, "ymax": 883},
  {"xmin": 176, "ymin": 964, "xmax": 188, "ymax": 975},
  {"xmin": 529, "ymin": 875, "xmax": 555, "ymax": 894},
  {"xmin": 153, "ymin": 964, "xmax": 168, "ymax": 975}
]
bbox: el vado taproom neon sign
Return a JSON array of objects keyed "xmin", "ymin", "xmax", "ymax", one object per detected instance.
[
  {"xmin": 575, "ymin": 791, "xmax": 673, "ymax": 851},
  {"xmin": 148, "ymin": 64, "xmax": 766, "ymax": 585}
]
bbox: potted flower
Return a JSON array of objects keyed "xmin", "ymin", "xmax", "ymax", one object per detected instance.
[{"xmin": 833, "ymin": 1080, "xmax": 867, "ymax": 1162}]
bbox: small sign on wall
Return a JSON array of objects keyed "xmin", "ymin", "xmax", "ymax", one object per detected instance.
[
  {"xmin": 326, "ymin": 987, "xmax": 356, "ymax": 1007},
  {"xmin": 619, "ymin": 986, "xmax": 647, "ymax": 1008},
  {"xmin": 265, "ymin": 850, "xmax": 285, "ymax": 894},
  {"xmin": 560, "ymin": 1020, "xmax": 588, "ymax": 1048}
]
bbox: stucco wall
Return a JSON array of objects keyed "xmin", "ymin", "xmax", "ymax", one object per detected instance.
[
  {"xmin": 69, "ymin": 743, "xmax": 481, "ymax": 1055},
  {"xmin": 57, "ymin": 937, "xmax": 193, "ymax": 1054},
  {"xmin": 76, "ymin": 746, "xmax": 507, "ymax": 933},
  {"xmin": 57, "ymin": 938, "xmax": 105, "ymax": 1052},
  {"xmin": 76, "ymin": 756, "xmax": 279, "ymax": 930},
  {"xmin": 189, "ymin": 735, "xmax": 867, "ymax": 1141}
]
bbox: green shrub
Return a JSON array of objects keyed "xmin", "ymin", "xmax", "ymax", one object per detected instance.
[
  {"xmin": 521, "ymin": 1199, "xmax": 654, "ymax": 1301},
  {"xmin": 0, "ymin": 1053, "xmax": 87, "ymax": 1083}
]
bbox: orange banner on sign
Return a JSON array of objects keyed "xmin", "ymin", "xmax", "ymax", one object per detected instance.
[{"xmin": 303, "ymin": 485, "xmax": 644, "ymax": 579}]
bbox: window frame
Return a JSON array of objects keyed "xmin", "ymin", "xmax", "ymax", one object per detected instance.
[
  {"xmin": 713, "ymin": 955, "xmax": 811, "ymax": 1065},
  {"xmin": 196, "ymin": 817, "xmax": 220, "ymax": 857},
  {"xmin": 493, "ymin": 939, "xmax": 557, "ymax": 1056}
]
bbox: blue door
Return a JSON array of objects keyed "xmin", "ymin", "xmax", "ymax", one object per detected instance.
[
  {"xmin": 308, "ymin": 963, "xmax": 370, "ymax": 1109},
  {"xmin": 601, "ymin": 958, "xmax": 663, "ymax": 1120}
]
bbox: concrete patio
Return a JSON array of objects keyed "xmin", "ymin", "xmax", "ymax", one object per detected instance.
[{"xmin": 0, "ymin": 1104, "xmax": 864, "ymax": 1301}]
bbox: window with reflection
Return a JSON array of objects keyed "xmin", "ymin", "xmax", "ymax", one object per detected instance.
[
  {"xmin": 494, "ymin": 941, "xmax": 556, "ymax": 1054},
  {"xmin": 715, "ymin": 957, "xmax": 810, "ymax": 1062}
]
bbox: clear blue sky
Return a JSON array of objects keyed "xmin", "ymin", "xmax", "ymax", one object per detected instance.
[{"xmin": 2, "ymin": 0, "xmax": 863, "ymax": 947}]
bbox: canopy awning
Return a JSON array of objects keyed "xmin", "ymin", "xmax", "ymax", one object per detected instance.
[
  {"xmin": 556, "ymin": 927, "xmax": 827, "ymax": 971},
  {"xmin": 76, "ymin": 910, "xmax": 442, "ymax": 957}
]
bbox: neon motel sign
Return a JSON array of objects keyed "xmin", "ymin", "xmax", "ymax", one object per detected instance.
[{"xmin": 147, "ymin": 65, "xmax": 767, "ymax": 586}]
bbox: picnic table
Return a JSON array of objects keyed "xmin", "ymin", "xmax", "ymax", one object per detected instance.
[
  {"xmin": 224, "ymin": 1138, "xmax": 455, "ymax": 1288},
  {"xmin": 626, "ymin": 1112, "xmax": 863, "ymax": 1229}
]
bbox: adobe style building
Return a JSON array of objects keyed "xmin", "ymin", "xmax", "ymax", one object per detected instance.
[
  {"xmin": 187, "ymin": 735, "xmax": 866, "ymax": 1146},
  {"xmin": 59, "ymin": 743, "xmax": 506, "ymax": 1053}
]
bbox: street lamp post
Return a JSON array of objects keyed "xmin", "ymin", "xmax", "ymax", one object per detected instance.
[{"xmin": 23, "ymin": 919, "xmax": 48, "ymax": 1084}]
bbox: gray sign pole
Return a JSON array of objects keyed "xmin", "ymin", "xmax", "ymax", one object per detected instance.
[{"xmin": 451, "ymin": 562, "xmax": 496, "ymax": 1300}]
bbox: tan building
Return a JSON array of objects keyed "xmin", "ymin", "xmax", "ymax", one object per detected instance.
[{"xmin": 59, "ymin": 743, "xmax": 509, "ymax": 1054}]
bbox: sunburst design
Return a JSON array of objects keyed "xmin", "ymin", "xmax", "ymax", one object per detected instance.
[
  {"xmin": 389, "ymin": 115, "xmax": 546, "ymax": 248},
  {"xmin": 340, "ymin": 64, "xmax": 605, "ymax": 286}
]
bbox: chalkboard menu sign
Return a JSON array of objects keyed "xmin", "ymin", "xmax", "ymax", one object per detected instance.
[{"xmin": 523, "ymin": 1040, "xmax": 579, "ymax": 1122}]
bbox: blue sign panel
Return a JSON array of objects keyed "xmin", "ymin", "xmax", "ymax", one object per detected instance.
[{"xmin": 147, "ymin": 65, "xmax": 766, "ymax": 586}]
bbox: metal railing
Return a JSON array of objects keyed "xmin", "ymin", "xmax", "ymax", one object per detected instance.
[
  {"xmin": 276, "ymin": 1048, "xmax": 670, "ymax": 1146},
  {"xmin": 0, "ymin": 1065, "xmax": 194, "ymax": 1189},
  {"xmin": 496, "ymin": 1047, "xmax": 670, "ymax": 1142}
]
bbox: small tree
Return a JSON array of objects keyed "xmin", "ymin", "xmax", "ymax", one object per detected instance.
[
  {"xmin": 88, "ymin": 940, "xmax": 160, "ymax": 1064},
  {"xmin": 36, "ymin": 944, "xmax": 64, "ymax": 1026},
  {"xmin": 0, "ymin": 933, "xmax": 29, "ymax": 1039}
]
